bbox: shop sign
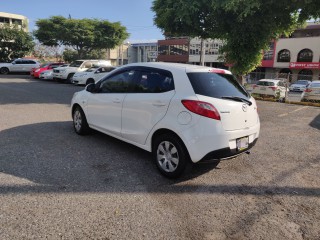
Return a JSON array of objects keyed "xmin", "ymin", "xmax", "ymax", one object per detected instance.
[
  {"xmin": 289, "ymin": 62, "xmax": 320, "ymax": 69},
  {"xmin": 148, "ymin": 51, "xmax": 158, "ymax": 59}
]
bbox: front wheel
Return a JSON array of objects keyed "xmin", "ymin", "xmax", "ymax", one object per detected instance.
[
  {"xmin": 66, "ymin": 73, "xmax": 75, "ymax": 83},
  {"xmin": 153, "ymin": 134, "xmax": 190, "ymax": 178},
  {"xmin": 73, "ymin": 106, "xmax": 90, "ymax": 135},
  {"xmin": 86, "ymin": 78, "xmax": 95, "ymax": 86}
]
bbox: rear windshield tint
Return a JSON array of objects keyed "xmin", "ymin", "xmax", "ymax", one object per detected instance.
[
  {"xmin": 296, "ymin": 80, "xmax": 309, "ymax": 85},
  {"xmin": 257, "ymin": 81, "xmax": 275, "ymax": 86},
  {"xmin": 187, "ymin": 72, "xmax": 249, "ymax": 99}
]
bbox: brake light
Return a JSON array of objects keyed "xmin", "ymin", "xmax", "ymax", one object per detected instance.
[
  {"xmin": 269, "ymin": 86, "xmax": 277, "ymax": 91},
  {"xmin": 209, "ymin": 69, "xmax": 226, "ymax": 74},
  {"xmin": 181, "ymin": 100, "xmax": 221, "ymax": 120},
  {"xmin": 304, "ymin": 88, "xmax": 312, "ymax": 93}
]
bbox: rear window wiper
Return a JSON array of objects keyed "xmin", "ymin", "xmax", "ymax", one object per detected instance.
[{"xmin": 221, "ymin": 96, "xmax": 252, "ymax": 106}]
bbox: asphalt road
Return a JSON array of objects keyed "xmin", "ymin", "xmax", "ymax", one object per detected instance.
[{"xmin": 0, "ymin": 75, "xmax": 320, "ymax": 239}]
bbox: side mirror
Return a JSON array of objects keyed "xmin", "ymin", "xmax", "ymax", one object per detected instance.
[
  {"xmin": 12, "ymin": 62, "xmax": 16, "ymax": 65},
  {"xmin": 86, "ymin": 83, "xmax": 97, "ymax": 93}
]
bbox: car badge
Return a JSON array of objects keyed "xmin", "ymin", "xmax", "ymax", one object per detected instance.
[{"xmin": 242, "ymin": 104, "xmax": 247, "ymax": 112}]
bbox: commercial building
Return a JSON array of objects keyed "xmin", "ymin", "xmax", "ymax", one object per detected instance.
[
  {"xmin": 128, "ymin": 41, "xmax": 158, "ymax": 64},
  {"xmin": 157, "ymin": 37, "xmax": 227, "ymax": 68},
  {"xmin": 156, "ymin": 23, "xmax": 320, "ymax": 81},
  {"xmin": 106, "ymin": 43, "xmax": 129, "ymax": 66},
  {"xmin": 0, "ymin": 12, "xmax": 28, "ymax": 31}
]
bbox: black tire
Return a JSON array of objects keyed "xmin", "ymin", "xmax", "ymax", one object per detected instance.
[
  {"xmin": 66, "ymin": 73, "xmax": 75, "ymax": 83},
  {"xmin": 72, "ymin": 106, "xmax": 90, "ymax": 135},
  {"xmin": 86, "ymin": 78, "xmax": 95, "ymax": 86},
  {"xmin": 153, "ymin": 133, "xmax": 190, "ymax": 178},
  {"xmin": 1, "ymin": 67, "xmax": 9, "ymax": 74}
]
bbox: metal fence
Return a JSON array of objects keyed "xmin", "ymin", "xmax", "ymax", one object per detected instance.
[{"xmin": 245, "ymin": 72, "xmax": 317, "ymax": 85}]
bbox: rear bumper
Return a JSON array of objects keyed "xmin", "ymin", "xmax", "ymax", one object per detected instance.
[{"xmin": 200, "ymin": 138, "xmax": 258, "ymax": 162}]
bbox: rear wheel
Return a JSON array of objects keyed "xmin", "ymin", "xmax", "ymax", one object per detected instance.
[
  {"xmin": 153, "ymin": 133, "xmax": 189, "ymax": 178},
  {"xmin": 73, "ymin": 106, "xmax": 90, "ymax": 135},
  {"xmin": 86, "ymin": 78, "xmax": 95, "ymax": 86},
  {"xmin": 0, "ymin": 67, "xmax": 9, "ymax": 74}
]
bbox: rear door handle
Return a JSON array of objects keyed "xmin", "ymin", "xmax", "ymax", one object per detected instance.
[
  {"xmin": 152, "ymin": 101, "xmax": 167, "ymax": 107},
  {"xmin": 113, "ymin": 98, "xmax": 121, "ymax": 103}
]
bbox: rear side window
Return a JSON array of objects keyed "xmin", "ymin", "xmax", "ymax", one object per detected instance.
[
  {"xmin": 133, "ymin": 70, "xmax": 174, "ymax": 93},
  {"xmin": 187, "ymin": 72, "xmax": 249, "ymax": 99},
  {"xmin": 257, "ymin": 81, "xmax": 275, "ymax": 86}
]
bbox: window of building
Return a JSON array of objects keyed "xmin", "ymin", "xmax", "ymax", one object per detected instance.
[
  {"xmin": 298, "ymin": 69, "xmax": 313, "ymax": 81},
  {"xmin": 0, "ymin": 17, "xmax": 10, "ymax": 24},
  {"xmin": 158, "ymin": 45, "xmax": 169, "ymax": 55},
  {"xmin": 277, "ymin": 49, "xmax": 290, "ymax": 62},
  {"xmin": 12, "ymin": 19, "xmax": 22, "ymax": 26},
  {"xmin": 297, "ymin": 49, "xmax": 313, "ymax": 62}
]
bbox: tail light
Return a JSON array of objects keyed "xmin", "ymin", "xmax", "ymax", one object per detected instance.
[
  {"xmin": 304, "ymin": 88, "xmax": 312, "ymax": 93},
  {"xmin": 253, "ymin": 84, "xmax": 257, "ymax": 89},
  {"xmin": 269, "ymin": 86, "xmax": 277, "ymax": 91},
  {"xmin": 181, "ymin": 100, "xmax": 221, "ymax": 120}
]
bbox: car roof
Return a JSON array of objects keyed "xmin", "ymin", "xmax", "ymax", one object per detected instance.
[
  {"xmin": 119, "ymin": 62, "xmax": 232, "ymax": 75},
  {"xmin": 258, "ymin": 79, "xmax": 281, "ymax": 82}
]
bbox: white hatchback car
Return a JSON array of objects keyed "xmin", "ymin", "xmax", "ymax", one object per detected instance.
[
  {"xmin": 71, "ymin": 63, "xmax": 260, "ymax": 178},
  {"xmin": 252, "ymin": 79, "xmax": 287, "ymax": 100},
  {"xmin": 72, "ymin": 66, "xmax": 116, "ymax": 85}
]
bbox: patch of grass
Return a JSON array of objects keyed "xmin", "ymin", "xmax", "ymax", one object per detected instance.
[{"xmin": 285, "ymin": 101, "xmax": 320, "ymax": 107}]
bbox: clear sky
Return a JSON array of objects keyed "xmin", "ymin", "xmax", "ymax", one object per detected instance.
[{"xmin": 1, "ymin": 0, "xmax": 164, "ymax": 42}]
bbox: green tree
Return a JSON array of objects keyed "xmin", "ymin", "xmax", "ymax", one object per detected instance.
[
  {"xmin": 34, "ymin": 16, "xmax": 129, "ymax": 59},
  {"xmin": 62, "ymin": 48, "xmax": 107, "ymax": 63},
  {"xmin": 0, "ymin": 24, "xmax": 34, "ymax": 62},
  {"xmin": 152, "ymin": 0, "xmax": 320, "ymax": 75}
]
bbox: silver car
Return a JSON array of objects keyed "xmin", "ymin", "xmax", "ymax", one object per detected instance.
[
  {"xmin": 289, "ymin": 80, "xmax": 311, "ymax": 92},
  {"xmin": 0, "ymin": 59, "xmax": 40, "ymax": 74},
  {"xmin": 301, "ymin": 81, "xmax": 320, "ymax": 102}
]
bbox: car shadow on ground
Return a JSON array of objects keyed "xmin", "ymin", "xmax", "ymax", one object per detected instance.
[
  {"xmin": 0, "ymin": 80, "xmax": 80, "ymax": 105},
  {"xmin": 309, "ymin": 114, "xmax": 320, "ymax": 130},
  {"xmin": 0, "ymin": 121, "xmax": 319, "ymax": 198}
]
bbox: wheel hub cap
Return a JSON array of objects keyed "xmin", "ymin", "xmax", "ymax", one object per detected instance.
[{"xmin": 157, "ymin": 141, "xmax": 179, "ymax": 172}]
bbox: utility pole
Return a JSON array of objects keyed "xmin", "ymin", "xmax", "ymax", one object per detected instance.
[{"xmin": 199, "ymin": 38, "xmax": 206, "ymax": 66}]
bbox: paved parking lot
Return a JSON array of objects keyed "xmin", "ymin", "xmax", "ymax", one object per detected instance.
[{"xmin": 0, "ymin": 75, "xmax": 319, "ymax": 239}]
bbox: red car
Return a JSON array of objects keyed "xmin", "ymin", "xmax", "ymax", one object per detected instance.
[{"xmin": 31, "ymin": 62, "xmax": 65, "ymax": 78}]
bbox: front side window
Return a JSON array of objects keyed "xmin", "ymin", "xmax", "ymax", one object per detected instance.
[
  {"xmin": 69, "ymin": 61, "xmax": 84, "ymax": 67},
  {"xmin": 98, "ymin": 70, "xmax": 137, "ymax": 93},
  {"xmin": 25, "ymin": 60, "xmax": 36, "ymax": 64},
  {"xmin": 97, "ymin": 67, "xmax": 115, "ymax": 73},
  {"xmin": 187, "ymin": 72, "xmax": 249, "ymax": 99},
  {"xmin": 133, "ymin": 70, "xmax": 174, "ymax": 93}
]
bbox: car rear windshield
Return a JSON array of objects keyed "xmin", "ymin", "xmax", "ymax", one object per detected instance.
[
  {"xmin": 257, "ymin": 81, "xmax": 275, "ymax": 86},
  {"xmin": 187, "ymin": 72, "xmax": 249, "ymax": 99},
  {"xmin": 296, "ymin": 80, "xmax": 309, "ymax": 85}
]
